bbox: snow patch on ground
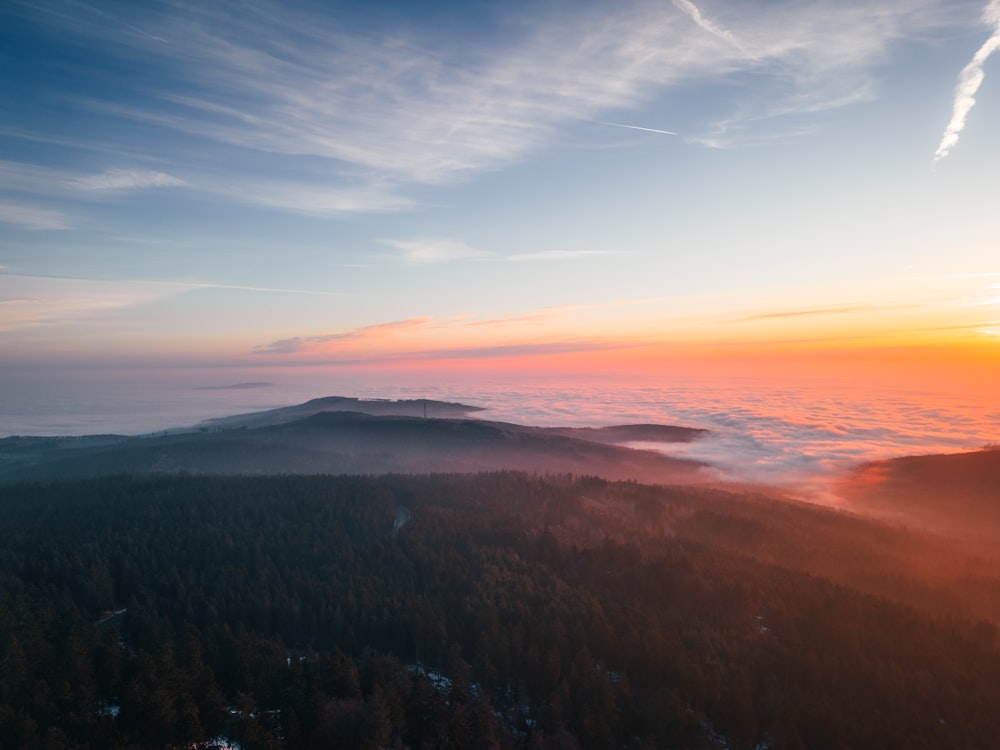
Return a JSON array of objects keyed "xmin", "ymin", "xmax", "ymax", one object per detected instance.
[
  {"xmin": 407, "ymin": 664, "xmax": 452, "ymax": 694},
  {"xmin": 195, "ymin": 738, "xmax": 243, "ymax": 750}
]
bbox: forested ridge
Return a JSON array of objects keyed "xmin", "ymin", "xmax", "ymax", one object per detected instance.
[
  {"xmin": 2, "ymin": 473, "xmax": 999, "ymax": 749},
  {"xmin": 0, "ymin": 413, "xmax": 705, "ymax": 485}
]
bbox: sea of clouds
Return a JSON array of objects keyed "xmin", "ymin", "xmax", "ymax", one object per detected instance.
[{"xmin": 2, "ymin": 368, "xmax": 997, "ymax": 498}]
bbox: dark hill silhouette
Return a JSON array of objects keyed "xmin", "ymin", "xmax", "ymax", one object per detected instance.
[
  {"xmin": 199, "ymin": 395, "xmax": 484, "ymax": 428},
  {"xmin": 0, "ymin": 402, "xmax": 709, "ymax": 484}
]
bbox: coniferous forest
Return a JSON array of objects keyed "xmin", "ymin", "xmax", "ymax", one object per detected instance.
[{"xmin": 2, "ymin": 472, "xmax": 1000, "ymax": 749}]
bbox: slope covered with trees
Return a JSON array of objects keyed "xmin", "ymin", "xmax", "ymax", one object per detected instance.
[
  {"xmin": 0, "ymin": 412, "xmax": 706, "ymax": 485},
  {"xmin": 2, "ymin": 473, "xmax": 1000, "ymax": 749},
  {"xmin": 837, "ymin": 446, "xmax": 1000, "ymax": 542}
]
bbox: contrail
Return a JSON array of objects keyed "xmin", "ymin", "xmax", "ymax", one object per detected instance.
[
  {"xmin": 600, "ymin": 121, "xmax": 678, "ymax": 136},
  {"xmin": 672, "ymin": 0, "xmax": 739, "ymax": 46},
  {"xmin": 935, "ymin": 0, "xmax": 1000, "ymax": 161}
]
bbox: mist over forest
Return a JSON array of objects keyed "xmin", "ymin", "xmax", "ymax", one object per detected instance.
[{"xmin": 2, "ymin": 397, "xmax": 1000, "ymax": 749}]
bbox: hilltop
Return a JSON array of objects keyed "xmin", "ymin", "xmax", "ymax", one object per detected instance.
[{"xmin": 0, "ymin": 396, "xmax": 708, "ymax": 484}]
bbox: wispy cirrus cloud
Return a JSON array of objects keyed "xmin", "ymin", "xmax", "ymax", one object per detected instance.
[
  {"xmin": 0, "ymin": 200, "xmax": 73, "ymax": 230},
  {"xmin": 8, "ymin": 0, "xmax": 976, "ymax": 215},
  {"xmin": 671, "ymin": 0, "xmax": 739, "ymax": 46},
  {"xmin": 411, "ymin": 339, "xmax": 641, "ymax": 362},
  {"xmin": 144, "ymin": 279, "xmax": 356, "ymax": 298},
  {"xmin": 0, "ymin": 274, "xmax": 182, "ymax": 331},
  {"xmin": 67, "ymin": 169, "xmax": 186, "ymax": 191},
  {"xmin": 214, "ymin": 178, "xmax": 415, "ymax": 216},
  {"xmin": 461, "ymin": 312, "xmax": 551, "ymax": 328},
  {"xmin": 505, "ymin": 249, "xmax": 626, "ymax": 262},
  {"xmin": 381, "ymin": 239, "xmax": 624, "ymax": 264},
  {"xmin": 254, "ymin": 318, "xmax": 430, "ymax": 355},
  {"xmin": 742, "ymin": 304, "xmax": 880, "ymax": 321},
  {"xmin": 0, "ymin": 158, "xmax": 405, "ymax": 216},
  {"xmin": 381, "ymin": 238, "xmax": 490, "ymax": 264},
  {"xmin": 0, "ymin": 160, "xmax": 185, "ymax": 204},
  {"xmin": 681, "ymin": 0, "xmax": 966, "ymax": 147},
  {"xmin": 0, "ymin": 273, "xmax": 356, "ymax": 333},
  {"xmin": 171, "ymin": 0, "xmax": 948, "ymax": 167},
  {"xmin": 255, "ymin": 333, "xmax": 638, "ymax": 363},
  {"xmin": 934, "ymin": 0, "xmax": 1000, "ymax": 160},
  {"xmin": 250, "ymin": 298, "xmax": 664, "ymax": 360}
]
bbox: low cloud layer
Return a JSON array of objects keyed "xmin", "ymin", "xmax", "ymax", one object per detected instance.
[{"xmin": 463, "ymin": 379, "xmax": 999, "ymax": 499}]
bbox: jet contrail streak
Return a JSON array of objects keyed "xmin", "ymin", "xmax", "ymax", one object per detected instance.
[
  {"xmin": 935, "ymin": 0, "xmax": 1000, "ymax": 161},
  {"xmin": 672, "ymin": 0, "xmax": 739, "ymax": 46},
  {"xmin": 600, "ymin": 122, "xmax": 678, "ymax": 136}
]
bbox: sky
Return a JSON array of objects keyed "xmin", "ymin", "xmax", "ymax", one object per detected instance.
[{"xmin": 2, "ymin": 0, "xmax": 1000, "ymax": 394}]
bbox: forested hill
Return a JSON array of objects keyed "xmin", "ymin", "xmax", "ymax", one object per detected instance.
[
  {"xmin": 198, "ymin": 396, "xmax": 486, "ymax": 429},
  {"xmin": 836, "ymin": 446, "xmax": 1000, "ymax": 542},
  {"xmin": 2, "ymin": 473, "xmax": 1000, "ymax": 749},
  {"xmin": 0, "ymin": 410, "xmax": 708, "ymax": 484}
]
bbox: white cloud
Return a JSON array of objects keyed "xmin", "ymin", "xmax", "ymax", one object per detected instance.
[
  {"xmin": 254, "ymin": 318, "xmax": 429, "ymax": 355},
  {"xmin": 0, "ymin": 200, "xmax": 72, "ymax": 230},
  {"xmin": 0, "ymin": 158, "xmax": 409, "ymax": 216},
  {"xmin": 934, "ymin": 0, "xmax": 1000, "ymax": 160},
  {"xmin": 69, "ymin": 169, "xmax": 186, "ymax": 190},
  {"xmin": 82, "ymin": 3, "xmax": 963, "ymax": 167},
  {"xmin": 672, "ymin": 0, "xmax": 739, "ymax": 46},
  {"xmin": 506, "ymin": 249, "xmax": 625, "ymax": 262},
  {"xmin": 13, "ymin": 0, "xmax": 982, "ymax": 213},
  {"xmin": 216, "ymin": 179, "xmax": 414, "ymax": 216},
  {"xmin": 0, "ymin": 274, "xmax": 177, "ymax": 331},
  {"xmin": 1, "ymin": 160, "xmax": 185, "ymax": 199},
  {"xmin": 114, "ymin": 278, "xmax": 358, "ymax": 298},
  {"xmin": 0, "ymin": 273, "xmax": 357, "ymax": 333},
  {"xmin": 381, "ymin": 238, "xmax": 490, "ymax": 264},
  {"xmin": 0, "ymin": 161, "xmax": 65, "ymax": 194}
]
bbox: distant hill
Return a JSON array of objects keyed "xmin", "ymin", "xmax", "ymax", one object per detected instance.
[
  {"xmin": 836, "ymin": 447, "xmax": 1000, "ymax": 541},
  {"xmin": 0, "ymin": 399, "xmax": 709, "ymax": 484},
  {"xmin": 199, "ymin": 395, "xmax": 485, "ymax": 428}
]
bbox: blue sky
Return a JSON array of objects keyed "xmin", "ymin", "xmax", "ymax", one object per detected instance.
[{"xmin": 2, "ymin": 0, "xmax": 999, "ymax": 375}]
